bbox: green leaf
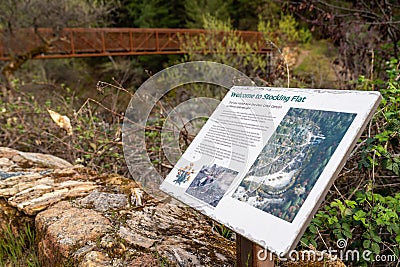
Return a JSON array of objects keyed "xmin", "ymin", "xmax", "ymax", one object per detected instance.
[
  {"xmin": 394, "ymin": 246, "xmax": 400, "ymax": 258},
  {"xmin": 354, "ymin": 210, "xmax": 366, "ymax": 221},
  {"xmin": 310, "ymin": 239, "xmax": 317, "ymax": 248},
  {"xmin": 376, "ymin": 218, "xmax": 385, "ymax": 226},
  {"xmin": 363, "ymin": 240, "xmax": 371, "ymax": 249},
  {"xmin": 345, "ymin": 200, "xmax": 357, "ymax": 209},
  {"xmin": 342, "ymin": 223, "xmax": 351, "ymax": 231},
  {"xmin": 309, "ymin": 224, "xmax": 317, "ymax": 234},
  {"xmin": 300, "ymin": 237, "xmax": 309, "ymax": 246},
  {"xmin": 343, "ymin": 229, "xmax": 352, "ymax": 239},
  {"xmin": 396, "ymin": 234, "xmax": 400, "ymax": 244},
  {"xmin": 371, "ymin": 233, "xmax": 382, "ymax": 243},
  {"xmin": 328, "ymin": 216, "xmax": 338, "ymax": 225},
  {"xmin": 371, "ymin": 242, "xmax": 380, "ymax": 255},
  {"xmin": 344, "ymin": 208, "xmax": 353, "ymax": 216},
  {"xmin": 393, "ymin": 163, "xmax": 400, "ymax": 176},
  {"xmin": 390, "ymin": 223, "xmax": 399, "ymax": 234},
  {"xmin": 333, "ymin": 228, "xmax": 342, "ymax": 239}
]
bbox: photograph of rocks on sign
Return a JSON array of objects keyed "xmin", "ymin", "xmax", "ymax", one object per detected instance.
[
  {"xmin": 232, "ymin": 108, "xmax": 356, "ymax": 222},
  {"xmin": 186, "ymin": 164, "xmax": 238, "ymax": 207}
]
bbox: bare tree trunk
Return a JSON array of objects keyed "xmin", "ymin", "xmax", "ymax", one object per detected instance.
[{"xmin": 1, "ymin": 44, "xmax": 49, "ymax": 89}]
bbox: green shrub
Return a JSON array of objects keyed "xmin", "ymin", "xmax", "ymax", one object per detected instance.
[{"xmin": 300, "ymin": 60, "xmax": 400, "ymax": 266}]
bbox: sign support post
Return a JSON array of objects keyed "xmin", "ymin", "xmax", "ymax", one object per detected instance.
[{"xmin": 236, "ymin": 235, "xmax": 275, "ymax": 267}]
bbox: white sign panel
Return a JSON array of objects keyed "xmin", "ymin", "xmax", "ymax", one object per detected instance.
[{"xmin": 160, "ymin": 86, "xmax": 381, "ymax": 255}]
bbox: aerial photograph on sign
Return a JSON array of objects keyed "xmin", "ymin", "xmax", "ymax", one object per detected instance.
[
  {"xmin": 186, "ymin": 164, "xmax": 239, "ymax": 207},
  {"xmin": 232, "ymin": 108, "xmax": 357, "ymax": 222}
]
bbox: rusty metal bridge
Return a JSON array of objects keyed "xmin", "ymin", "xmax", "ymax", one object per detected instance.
[{"xmin": 0, "ymin": 28, "xmax": 271, "ymax": 60}]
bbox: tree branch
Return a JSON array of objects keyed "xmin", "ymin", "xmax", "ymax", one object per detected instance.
[{"xmin": 1, "ymin": 43, "xmax": 49, "ymax": 87}]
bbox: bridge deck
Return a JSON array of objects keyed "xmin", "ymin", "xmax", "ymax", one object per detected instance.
[{"xmin": 0, "ymin": 28, "xmax": 271, "ymax": 60}]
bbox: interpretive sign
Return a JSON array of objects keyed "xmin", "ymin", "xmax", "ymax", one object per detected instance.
[{"xmin": 160, "ymin": 86, "xmax": 381, "ymax": 256}]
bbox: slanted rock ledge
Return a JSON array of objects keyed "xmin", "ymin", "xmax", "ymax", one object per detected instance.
[{"xmin": 0, "ymin": 147, "xmax": 235, "ymax": 266}]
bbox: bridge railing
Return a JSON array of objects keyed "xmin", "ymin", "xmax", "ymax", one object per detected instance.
[{"xmin": 0, "ymin": 28, "xmax": 272, "ymax": 60}]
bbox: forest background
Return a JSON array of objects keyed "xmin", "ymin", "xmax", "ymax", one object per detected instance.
[{"xmin": 0, "ymin": 0, "xmax": 399, "ymax": 266}]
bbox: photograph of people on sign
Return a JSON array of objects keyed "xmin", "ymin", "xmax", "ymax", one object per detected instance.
[
  {"xmin": 186, "ymin": 164, "xmax": 239, "ymax": 207},
  {"xmin": 160, "ymin": 86, "xmax": 381, "ymax": 255}
]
